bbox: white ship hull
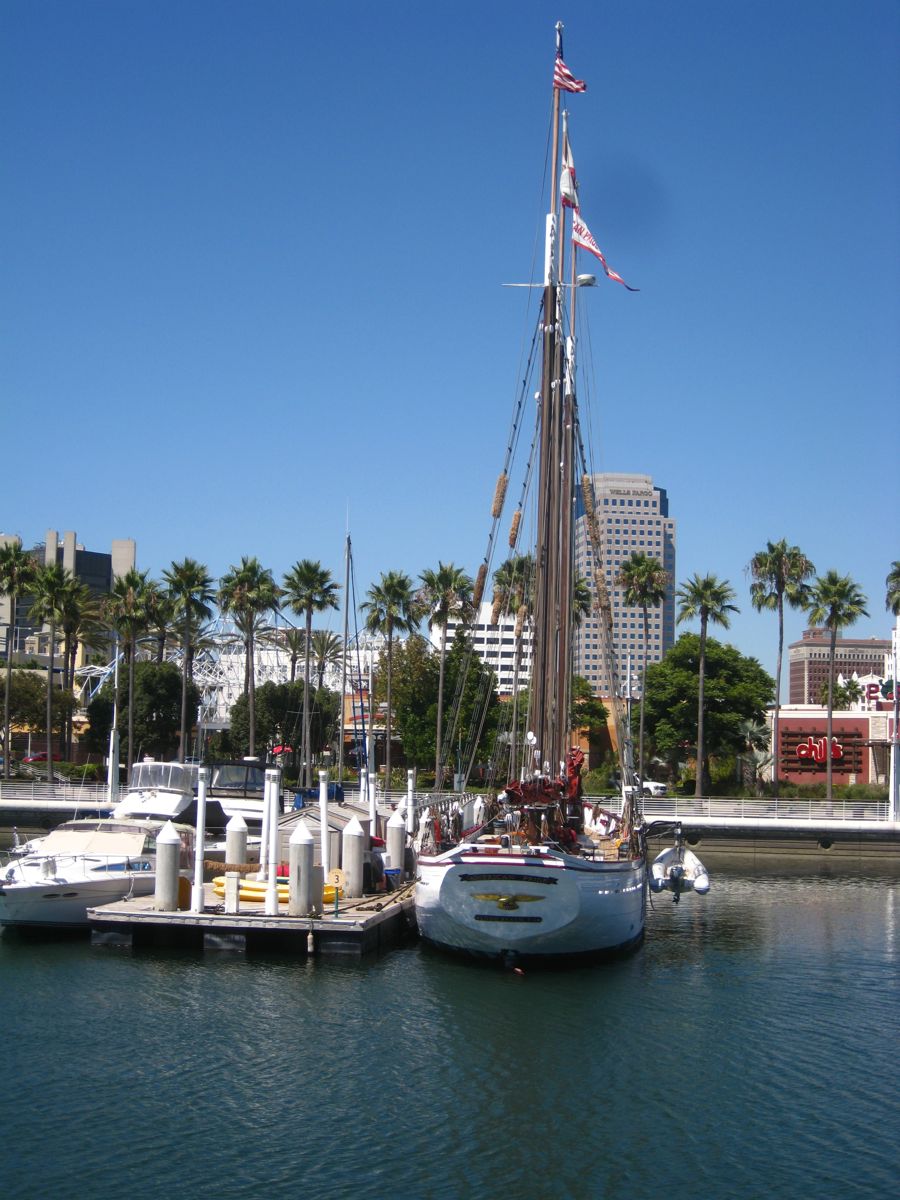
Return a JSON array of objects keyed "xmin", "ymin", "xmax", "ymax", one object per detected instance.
[
  {"xmin": 416, "ymin": 845, "xmax": 646, "ymax": 962},
  {"xmin": 0, "ymin": 873, "xmax": 156, "ymax": 929}
]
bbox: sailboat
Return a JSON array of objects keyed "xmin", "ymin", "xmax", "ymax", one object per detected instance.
[{"xmin": 414, "ymin": 27, "xmax": 653, "ymax": 964}]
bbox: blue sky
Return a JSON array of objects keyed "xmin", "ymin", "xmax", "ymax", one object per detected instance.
[{"xmin": 3, "ymin": 1, "xmax": 898, "ymax": 683}]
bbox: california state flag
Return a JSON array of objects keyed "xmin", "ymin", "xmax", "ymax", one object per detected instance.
[
  {"xmin": 571, "ymin": 211, "xmax": 638, "ymax": 291},
  {"xmin": 560, "ymin": 140, "xmax": 579, "ymax": 209}
]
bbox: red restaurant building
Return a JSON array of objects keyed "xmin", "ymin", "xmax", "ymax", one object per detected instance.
[{"xmin": 771, "ymin": 700, "xmax": 895, "ymax": 788}]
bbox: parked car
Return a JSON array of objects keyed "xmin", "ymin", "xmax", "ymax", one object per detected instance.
[
  {"xmin": 22, "ymin": 751, "xmax": 62, "ymax": 764},
  {"xmin": 642, "ymin": 781, "xmax": 668, "ymax": 798}
]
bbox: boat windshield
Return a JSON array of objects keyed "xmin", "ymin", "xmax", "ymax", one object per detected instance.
[
  {"xmin": 209, "ymin": 763, "xmax": 265, "ymax": 793},
  {"xmin": 129, "ymin": 762, "xmax": 198, "ymax": 795}
]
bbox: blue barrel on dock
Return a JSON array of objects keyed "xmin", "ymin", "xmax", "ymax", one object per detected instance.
[
  {"xmin": 292, "ymin": 783, "xmax": 344, "ymax": 809},
  {"xmin": 384, "ymin": 868, "xmax": 402, "ymax": 891}
]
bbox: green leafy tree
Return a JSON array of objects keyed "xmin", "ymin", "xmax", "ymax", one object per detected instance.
[
  {"xmin": 418, "ymin": 562, "xmax": 474, "ymax": 788},
  {"xmin": 749, "ymin": 539, "xmax": 815, "ymax": 797},
  {"xmin": 104, "ymin": 568, "xmax": 151, "ymax": 775},
  {"xmin": 28, "ymin": 562, "xmax": 72, "ymax": 780},
  {"xmin": 163, "ymin": 558, "xmax": 215, "ymax": 762},
  {"xmin": 805, "ymin": 571, "xmax": 869, "ymax": 801},
  {"xmin": 7, "ymin": 671, "xmax": 76, "ymax": 741},
  {"xmin": 0, "ymin": 540, "xmax": 37, "ymax": 776},
  {"xmin": 219, "ymin": 557, "xmax": 280, "ymax": 759},
  {"xmin": 282, "ymin": 560, "xmax": 340, "ymax": 787},
  {"xmin": 642, "ymin": 635, "xmax": 774, "ymax": 789},
  {"xmin": 86, "ymin": 661, "xmax": 199, "ymax": 762},
  {"xmin": 615, "ymin": 552, "xmax": 670, "ymax": 790},
  {"xmin": 675, "ymin": 574, "xmax": 739, "ymax": 796},
  {"xmin": 388, "ymin": 633, "xmax": 500, "ymax": 782},
  {"xmin": 228, "ymin": 680, "xmax": 340, "ymax": 772},
  {"xmin": 361, "ymin": 571, "xmax": 420, "ymax": 786}
]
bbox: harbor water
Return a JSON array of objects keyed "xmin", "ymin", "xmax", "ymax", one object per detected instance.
[{"xmin": 2, "ymin": 866, "xmax": 897, "ymax": 1199}]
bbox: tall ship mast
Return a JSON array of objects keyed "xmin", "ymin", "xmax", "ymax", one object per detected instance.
[{"xmin": 414, "ymin": 25, "xmax": 679, "ymax": 964}]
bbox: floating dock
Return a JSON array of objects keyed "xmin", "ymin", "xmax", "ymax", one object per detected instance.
[{"xmin": 88, "ymin": 882, "xmax": 417, "ymax": 958}]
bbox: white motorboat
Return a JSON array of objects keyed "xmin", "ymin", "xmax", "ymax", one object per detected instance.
[
  {"xmin": 0, "ymin": 817, "xmax": 194, "ymax": 929},
  {"xmin": 112, "ymin": 759, "xmax": 271, "ymax": 828}
]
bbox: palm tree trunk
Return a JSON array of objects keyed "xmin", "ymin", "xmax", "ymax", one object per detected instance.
[
  {"xmin": 385, "ymin": 631, "xmax": 393, "ymax": 788},
  {"xmin": 46, "ymin": 620, "xmax": 56, "ymax": 787},
  {"xmin": 303, "ymin": 610, "xmax": 313, "ymax": 788},
  {"xmin": 695, "ymin": 617, "xmax": 707, "ymax": 800},
  {"xmin": 247, "ymin": 633, "xmax": 256, "ymax": 757},
  {"xmin": 434, "ymin": 624, "xmax": 447, "ymax": 789},
  {"xmin": 826, "ymin": 627, "xmax": 836, "ymax": 803},
  {"xmin": 127, "ymin": 642, "xmax": 135, "ymax": 776},
  {"xmin": 638, "ymin": 605, "xmax": 649, "ymax": 786},
  {"xmin": 773, "ymin": 596, "xmax": 784, "ymax": 799},
  {"xmin": 178, "ymin": 616, "xmax": 189, "ymax": 763},
  {"xmin": 3, "ymin": 594, "xmax": 13, "ymax": 780}
]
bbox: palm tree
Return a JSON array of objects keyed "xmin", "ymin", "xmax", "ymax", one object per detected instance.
[
  {"xmin": 749, "ymin": 540, "xmax": 815, "ymax": 798},
  {"xmin": 362, "ymin": 571, "xmax": 420, "ymax": 788},
  {"xmin": 143, "ymin": 582, "xmax": 177, "ymax": 664},
  {"xmin": 887, "ymin": 561, "xmax": 900, "ymax": 617},
  {"xmin": 105, "ymin": 568, "xmax": 151, "ymax": 775},
  {"xmin": 616, "ymin": 552, "xmax": 670, "ymax": 790},
  {"xmin": 572, "ymin": 575, "xmax": 593, "ymax": 628},
  {"xmin": 311, "ymin": 630, "xmax": 343, "ymax": 692},
  {"xmin": 219, "ymin": 557, "xmax": 280, "ymax": 758},
  {"xmin": 282, "ymin": 627, "xmax": 307, "ymax": 684},
  {"xmin": 492, "ymin": 555, "xmax": 534, "ymax": 779},
  {"xmin": 59, "ymin": 577, "xmax": 103, "ymax": 759},
  {"xmin": 29, "ymin": 562, "xmax": 73, "ymax": 783},
  {"xmin": 418, "ymin": 562, "xmax": 474, "ymax": 788},
  {"xmin": 0, "ymin": 541, "xmax": 37, "ymax": 777},
  {"xmin": 282, "ymin": 561, "xmax": 340, "ymax": 787},
  {"xmin": 676, "ymin": 573, "xmax": 739, "ymax": 798},
  {"xmin": 163, "ymin": 558, "xmax": 215, "ymax": 763},
  {"xmin": 805, "ymin": 571, "xmax": 868, "ymax": 802}
]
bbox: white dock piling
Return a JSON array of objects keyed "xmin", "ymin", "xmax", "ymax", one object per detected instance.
[
  {"xmin": 154, "ymin": 820, "xmax": 182, "ymax": 911},
  {"xmin": 342, "ymin": 816, "xmax": 365, "ymax": 898},
  {"xmin": 265, "ymin": 769, "xmax": 281, "ymax": 915},
  {"xmin": 224, "ymin": 872, "xmax": 241, "ymax": 914},
  {"xmin": 319, "ymin": 769, "xmax": 330, "ymax": 876},
  {"xmin": 368, "ymin": 772, "xmax": 378, "ymax": 839},
  {"xmin": 225, "ymin": 814, "xmax": 248, "ymax": 868},
  {"xmin": 387, "ymin": 808, "xmax": 406, "ymax": 879},
  {"xmin": 191, "ymin": 766, "xmax": 210, "ymax": 913},
  {"xmin": 406, "ymin": 769, "xmax": 415, "ymax": 835},
  {"xmin": 258, "ymin": 772, "xmax": 270, "ymax": 882},
  {"xmin": 289, "ymin": 819, "xmax": 314, "ymax": 916}
]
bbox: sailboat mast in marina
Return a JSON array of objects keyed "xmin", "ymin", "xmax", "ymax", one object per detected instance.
[{"xmin": 415, "ymin": 26, "xmax": 654, "ymax": 964}]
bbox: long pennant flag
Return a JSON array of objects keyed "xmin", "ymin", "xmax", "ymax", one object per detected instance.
[
  {"xmin": 554, "ymin": 56, "xmax": 586, "ymax": 93},
  {"xmin": 572, "ymin": 211, "xmax": 639, "ymax": 291}
]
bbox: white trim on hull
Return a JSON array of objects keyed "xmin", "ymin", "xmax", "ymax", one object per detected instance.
[
  {"xmin": 0, "ymin": 874, "xmax": 156, "ymax": 929},
  {"xmin": 415, "ymin": 845, "xmax": 646, "ymax": 961}
]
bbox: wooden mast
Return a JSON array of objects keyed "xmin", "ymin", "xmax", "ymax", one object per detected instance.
[{"xmin": 529, "ymin": 25, "xmax": 565, "ymax": 779}]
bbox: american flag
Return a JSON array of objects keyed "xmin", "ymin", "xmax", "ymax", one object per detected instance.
[
  {"xmin": 572, "ymin": 212, "xmax": 638, "ymax": 291},
  {"xmin": 553, "ymin": 56, "xmax": 586, "ymax": 93}
]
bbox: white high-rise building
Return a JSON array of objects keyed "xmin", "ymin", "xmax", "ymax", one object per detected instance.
[
  {"xmin": 574, "ymin": 473, "xmax": 676, "ymax": 696},
  {"xmin": 434, "ymin": 602, "xmax": 533, "ymax": 696}
]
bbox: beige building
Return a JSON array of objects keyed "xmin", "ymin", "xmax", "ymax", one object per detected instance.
[
  {"xmin": 1, "ymin": 529, "xmax": 136, "ymax": 662},
  {"xmin": 574, "ymin": 473, "xmax": 676, "ymax": 697}
]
